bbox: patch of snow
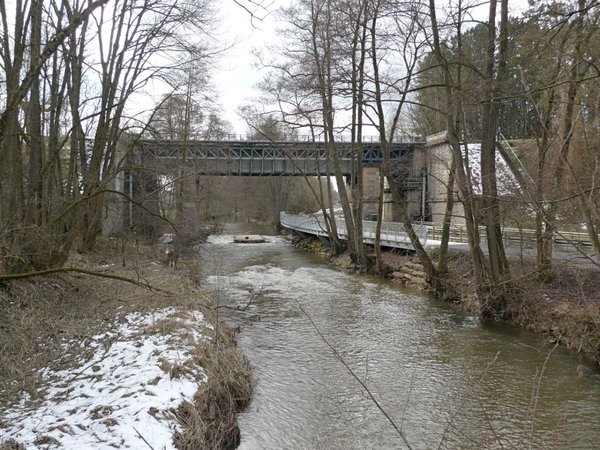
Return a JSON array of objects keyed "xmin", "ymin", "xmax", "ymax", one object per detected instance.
[
  {"xmin": 205, "ymin": 234, "xmax": 234, "ymax": 245},
  {"xmin": 464, "ymin": 143, "xmax": 520, "ymax": 196},
  {"xmin": 0, "ymin": 308, "xmax": 211, "ymax": 449},
  {"xmin": 157, "ymin": 234, "xmax": 175, "ymax": 245}
]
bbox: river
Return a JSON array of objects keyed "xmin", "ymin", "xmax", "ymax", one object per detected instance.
[{"xmin": 196, "ymin": 223, "xmax": 600, "ymax": 449}]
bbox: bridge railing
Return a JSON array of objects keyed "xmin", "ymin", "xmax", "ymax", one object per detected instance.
[
  {"xmin": 281, "ymin": 212, "xmax": 597, "ymax": 255},
  {"xmin": 280, "ymin": 212, "xmax": 428, "ymax": 250},
  {"xmin": 360, "ymin": 219, "xmax": 428, "ymax": 245},
  {"xmin": 141, "ymin": 134, "xmax": 426, "ymax": 143},
  {"xmin": 424, "ymin": 222, "xmax": 596, "ymax": 253},
  {"xmin": 138, "ymin": 139, "xmax": 421, "ymax": 163}
]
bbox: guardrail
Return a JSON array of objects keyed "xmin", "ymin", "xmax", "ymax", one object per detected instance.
[
  {"xmin": 282, "ymin": 213, "xmax": 597, "ymax": 255},
  {"xmin": 280, "ymin": 212, "xmax": 428, "ymax": 251},
  {"xmin": 423, "ymin": 222, "xmax": 595, "ymax": 253}
]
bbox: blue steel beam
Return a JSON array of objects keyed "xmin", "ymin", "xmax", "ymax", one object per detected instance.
[{"xmin": 137, "ymin": 139, "xmax": 424, "ymax": 176}]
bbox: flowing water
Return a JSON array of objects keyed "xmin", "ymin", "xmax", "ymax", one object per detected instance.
[{"xmin": 196, "ymin": 223, "xmax": 600, "ymax": 449}]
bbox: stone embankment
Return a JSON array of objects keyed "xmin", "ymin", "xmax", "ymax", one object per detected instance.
[{"xmin": 390, "ymin": 261, "xmax": 427, "ymax": 288}]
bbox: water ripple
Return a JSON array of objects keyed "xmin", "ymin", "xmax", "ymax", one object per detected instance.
[{"xmin": 198, "ymin": 230, "xmax": 600, "ymax": 450}]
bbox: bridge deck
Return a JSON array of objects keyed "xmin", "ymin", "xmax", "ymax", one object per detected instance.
[
  {"xmin": 280, "ymin": 212, "xmax": 427, "ymax": 251},
  {"xmin": 281, "ymin": 212, "xmax": 599, "ymax": 260}
]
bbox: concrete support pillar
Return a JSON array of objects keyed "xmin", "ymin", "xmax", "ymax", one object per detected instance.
[
  {"xmin": 425, "ymin": 132, "xmax": 465, "ymax": 225},
  {"xmin": 361, "ymin": 166, "xmax": 380, "ymax": 219},
  {"xmin": 102, "ymin": 138, "xmax": 128, "ymax": 236}
]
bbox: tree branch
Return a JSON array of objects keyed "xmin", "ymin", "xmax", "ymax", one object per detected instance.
[
  {"xmin": 0, "ymin": 266, "xmax": 172, "ymax": 294},
  {"xmin": 298, "ymin": 302, "xmax": 413, "ymax": 449},
  {"xmin": 0, "ymin": 0, "xmax": 109, "ymax": 141}
]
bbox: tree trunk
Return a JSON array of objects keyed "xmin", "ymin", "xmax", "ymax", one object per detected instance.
[
  {"xmin": 369, "ymin": 4, "xmax": 437, "ymax": 280},
  {"xmin": 480, "ymin": 0, "xmax": 510, "ymax": 288},
  {"xmin": 437, "ymin": 153, "xmax": 456, "ymax": 274},
  {"xmin": 348, "ymin": 0, "xmax": 369, "ymax": 269},
  {"xmin": 310, "ymin": 0, "xmax": 357, "ymax": 260},
  {"xmin": 25, "ymin": 0, "xmax": 43, "ymax": 226},
  {"xmin": 428, "ymin": 0, "xmax": 487, "ymax": 286}
]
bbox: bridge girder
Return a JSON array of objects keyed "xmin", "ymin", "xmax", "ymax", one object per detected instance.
[{"xmin": 136, "ymin": 139, "xmax": 424, "ymax": 177}]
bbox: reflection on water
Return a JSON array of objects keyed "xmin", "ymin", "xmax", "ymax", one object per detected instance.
[{"xmin": 196, "ymin": 223, "xmax": 600, "ymax": 449}]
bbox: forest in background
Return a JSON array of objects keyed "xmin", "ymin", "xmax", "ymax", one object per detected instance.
[{"xmin": 1, "ymin": 0, "xmax": 599, "ymax": 317}]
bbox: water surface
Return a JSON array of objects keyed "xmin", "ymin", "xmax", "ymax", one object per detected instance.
[{"xmin": 196, "ymin": 223, "xmax": 600, "ymax": 449}]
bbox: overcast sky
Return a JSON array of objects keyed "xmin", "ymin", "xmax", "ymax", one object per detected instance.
[
  {"xmin": 213, "ymin": 0, "xmax": 529, "ymax": 136},
  {"xmin": 215, "ymin": 1, "xmax": 286, "ymax": 135}
]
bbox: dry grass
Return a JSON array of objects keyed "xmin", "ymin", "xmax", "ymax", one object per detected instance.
[
  {"xmin": 507, "ymin": 260, "xmax": 600, "ymax": 364},
  {"xmin": 0, "ymin": 439, "xmax": 25, "ymax": 450},
  {"xmin": 0, "ymin": 277, "xmax": 114, "ymax": 405},
  {"xmin": 0, "ymin": 238, "xmax": 203, "ymax": 407},
  {"xmin": 174, "ymin": 322, "xmax": 254, "ymax": 450},
  {"xmin": 0, "ymin": 236, "xmax": 254, "ymax": 449},
  {"xmin": 376, "ymin": 248, "xmax": 600, "ymax": 365}
]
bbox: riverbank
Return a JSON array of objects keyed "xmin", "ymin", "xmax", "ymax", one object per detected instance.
[
  {"xmin": 437, "ymin": 250, "xmax": 600, "ymax": 367},
  {"xmin": 0, "ymin": 237, "xmax": 253, "ymax": 449},
  {"xmin": 289, "ymin": 234, "xmax": 600, "ymax": 367}
]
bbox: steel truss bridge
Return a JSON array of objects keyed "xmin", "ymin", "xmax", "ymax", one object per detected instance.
[{"xmin": 136, "ymin": 138, "xmax": 425, "ymax": 176}]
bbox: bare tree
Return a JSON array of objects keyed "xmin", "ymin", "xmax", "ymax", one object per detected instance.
[
  {"xmin": 0, "ymin": 0, "xmax": 216, "ymax": 274},
  {"xmin": 0, "ymin": 0, "xmax": 109, "ymax": 273},
  {"xmin": 427, "ymin": 0, "xmax": 487, "ymax": 288},
  {"xmin": 258, "ymin": 0, "xmax": 377, "ymax": 265},
  {"xmin": 506, "ymin": 0, "xmax": 600, "ymax": 275},
  {"xmin": 479, "ymin": 0, "xmax": 511, "ymax": 292},
  {"xmin": 365, "ymin": 0, "xmax": 438, "ymax": 277}
]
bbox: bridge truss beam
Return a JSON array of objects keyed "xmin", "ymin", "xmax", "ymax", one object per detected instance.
[{"xmin": 136, "ymin": 139, "xmax": 424, "ymax": 176}]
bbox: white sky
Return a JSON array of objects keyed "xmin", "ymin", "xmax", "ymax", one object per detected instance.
[
  {"xmin": 214, "ymin": 0, "xmax": 529, "ymax": 136},
  {"xmin": 2, "ymin": 0, "xmax": 532, "ymax": 137},
  {"xmin": 214, "ymin": 0, "xmax": 287, "ymax": 135}
]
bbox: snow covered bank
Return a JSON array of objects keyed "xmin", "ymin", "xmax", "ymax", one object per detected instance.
[{"xmin": 1, "ymin": 307, "xmax": 211, "ymax": 449}]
